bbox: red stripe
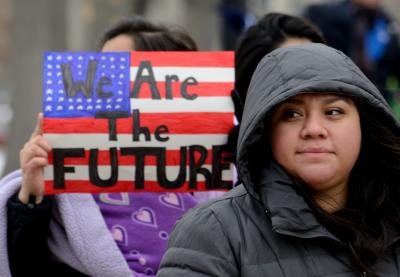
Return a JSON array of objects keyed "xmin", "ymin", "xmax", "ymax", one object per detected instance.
[
  {"xmin": 130, "ymin": 51, "xmax": 234, "ymax": 67},
  {"xmin": 44, "ymin": 180, "xmax": 231, "ymax": 194},
  {"xmin": 47, "ymin": 148, "xmax": 230, "ymax": 165},
  {"xmin": 129, "ymin": 82, "xmax": 233, "ymax": 99},
  {"xmin": 43, "ymin": 113, "xmax": 233, "ymax": 134}
]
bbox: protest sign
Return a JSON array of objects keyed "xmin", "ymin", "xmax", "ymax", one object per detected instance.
[{"xmin": 43, "ymin": 51, "xmax": 234, "ymax": 194}]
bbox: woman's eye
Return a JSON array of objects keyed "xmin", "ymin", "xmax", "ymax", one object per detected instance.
[
  {"xmin": 326, "ymin": 109, "xmax": 343, "ymax": 116},
  {"xmin": 283, "ymin": 110, "xmax": 301, "ymax": 119}
]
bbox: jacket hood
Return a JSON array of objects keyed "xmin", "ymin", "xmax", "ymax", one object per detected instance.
[{"xmin": 237, "ymin": 43, "xmax": 400, "ymax": 200}]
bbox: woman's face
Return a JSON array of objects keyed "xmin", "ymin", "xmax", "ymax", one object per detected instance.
[{"xmin": 270, "ymin": 93, "xmax": 361, "ymax": 210}]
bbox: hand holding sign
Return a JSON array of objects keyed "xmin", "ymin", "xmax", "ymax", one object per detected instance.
[
  {"xmin": 19, "ymin": 113, "xmax": 52, "ymax": 204},
  {"xmin": 43, "ymin": 51, "xmax": 234, "ymax": 194}
]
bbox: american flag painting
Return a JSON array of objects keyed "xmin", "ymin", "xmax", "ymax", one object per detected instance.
[{"xmin": 43, "ymin": 51, "xmax": 234, "ymax": 194}]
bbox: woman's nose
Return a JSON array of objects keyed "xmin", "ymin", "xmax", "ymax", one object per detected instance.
[{"xmin": 300, "ymin": 115, "xmax": 328, "ymax": 139}]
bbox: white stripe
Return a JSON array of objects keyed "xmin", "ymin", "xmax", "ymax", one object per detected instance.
[
  {"xmin": 130, "ymin": 67, "xmax": 234, "ymax": 82},
  {"xmin": 44, "ymin": 134, "xmax": 228, "ymax": 149},
  {"xmin": 130, "ymin": 97, "xmax": 234, "ymax": 113},
  {"xmin": 44, "ymin": 165, "xmax": 233, "ymax": 181}
]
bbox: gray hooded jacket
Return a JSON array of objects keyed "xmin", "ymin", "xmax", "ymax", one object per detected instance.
[{"xmin": 157, "ymin": 44, "xmax": 400, "ymax": 277}]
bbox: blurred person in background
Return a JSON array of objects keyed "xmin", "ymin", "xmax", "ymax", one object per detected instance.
[
  {"xmin": 1, "ymin": 16, "xmax": 226, "ymax": 277},
  {"xmin": 305, "ymin": 0, "xmax": 400, "ymax": 115},
  {"xmin": 0, "ymin": 86, "xmax": 13, "ymax": 177},
  {"xmin": 227, "ymin": 13, "xmax": 325, "ymax": 181}
]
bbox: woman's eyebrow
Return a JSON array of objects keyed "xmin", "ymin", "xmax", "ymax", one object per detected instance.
[
  {"xmin": 281, "ymin": 98, "xmax": 303, "ymax": 105},
  {"xmin": 322, "ymin": 96, "xmax": 352, "ymax": 104}
]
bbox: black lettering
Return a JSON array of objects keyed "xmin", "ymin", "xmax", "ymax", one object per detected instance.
[
  {"xmin": 188, "ymin": 145, "xmax": 211, "ymax": 189},
  {"xmin": 131, "ymin": 61, "xmax": 160, "ymax": 99},
  {"xmin": 165, "ymin": 75, "xmax": 179, "ymax": 99},
  {"xmin": 211, "ymin": 145, "xmax": 232, "ymax": 189},
  {"xmin": 61, "ymin": 60, "xmax": 97, "ymax": 98},
  {"xmin": 132, "ymin": 109, "xmax": 151, "ymax": 141},
  {"xmin": 95, "ymin": 111, "xmax": 129, "ymax": 141},
  {"xmin": 181, "ymin": 77, "xmax": 198, "ymax": 100},
  {"xmin": 53, "ymin": 148, "xmax": 85, "ymax": 189},
  {"xmin": 154, "ymin": 125, "xmax": 169, "ymax": 142},
  {"xmin": 120, "ymin": 147, "xmax": 162, "ymax": 189},
  {"xmin": 157, "ymin": 146, "xmax": 186, "ymax": 189},
  {"xmin": 96, "ymin": 77, "xmax": 113, "ymax": 98},
  {"xmin": 89, "ymin": 147, "xmax": 118, "ymax": 187}
]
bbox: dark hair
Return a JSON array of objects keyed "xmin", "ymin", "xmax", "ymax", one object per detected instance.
[
  {"xmin": 294, "ymin": 102, "xmax": 400, "ymax": 276},
  {"xmin": 98, "ymin": 16, "xmax": 197, "ymax": 51},
  {"xmin": 228, "ymin": 13, "xmax": 324, "ymax": 170},
  {"xmin": 234, "ymin": 13, "xmax": 324, "ymax": 120}
]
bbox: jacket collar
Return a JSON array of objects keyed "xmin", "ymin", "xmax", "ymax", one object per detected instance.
[{"xmin": 258, "ymin": 161, "xmax": 341, "ymax": 243}]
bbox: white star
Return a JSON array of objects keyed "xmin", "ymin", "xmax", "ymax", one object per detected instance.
[
  {"xmin": 110, "ymin": 57, "xmax": 115, "ymax": 62},
  {"xmin": 56, "ymin": 56, "xmax": 62, "ymax": 60},
  {"xmin": 46, "ymin": 89, "xmax": 53, "ymax": 95},
  {"xmin": 95, "ymin": 104, "xmax": 102, "ymax": 109},
  {"xmin": 47, "ymin": 80, "xmax": 52, "ymax": 85},
  {"xmin": 45, "ymin": 105, "xmax": 52, "ymax": 111},
  {"xmin": 96, "ymin": 99, "xmax": 102, "ymax": 103},
  {"xmin": 106, "ymin": 98, "xmax": 112, "ymax": 103},
  {"xmin": 86, "ymin": 98, "xmax": 92, "ymax": 103},
  {"xmin": 57, "ymin": 106, "xmax": 63, "ymax": 111},
  {"xmin": 116, "ymin": 98, "xmax": 123, "ymax": 102},
  {"xmin": 69, "ymin": 98, "xmax": 74, "ymax": 102},
  {"xmin": 118, "ymin": 90, "xmax": 123, "ymax": 95},
  {"xmin": 59, "ymin": 97, "xmax": 64, "ymax": 102},
  {"xmin": 77, "ymin": 105, "xmax": 83, "ymax": 110},
  {"xmin": 47, "ymin": 72, "xmax": 52, "ymax": 77},
  {"xmin": 46, "ymin": 96, "xmax": 52, "ymax": 101},
  {"xmin": 76, "ymin": 98, "xmax": 82, "ymax": 103},
  {"xmin": 120, "ymin": 57, "xmax": 126, "ymax": 62},
  {"xmin": 120, "ymin": 65, "xmax": 125, "ymax": 69},
  {"xmin": 119, "ymin": 74, "xmax": 125, "ymax": 78},
  {"xmin": 87, "ymin": 105, "xmax": 93, "ymax": 110},
  {"xmin": 67, "ymin": 56, "xmax": 73, "ymax": 60},
  {"xmin": 115, "ymin": 105, "xmax": 121, "ymax": 109},
  {"xmin": 106, "ymin": 104, "xmax": 112, "ymax": 109},
  {"xmin": 47, "ymin": 64, "xmax": 53, "ymax": 69},
  {"xmin": 58, "ymin": 90, "xmax": 64, "ymax": 94},
  {"xmin": 47, "ymin": 56, "xmax": 53, "ymax": 61},
  {"xmin": 78, "ymin": 56, "xmax": 83, "ymax": 60},
  {"xmin": 68, "ymin": 105, "xmax": 74, "ymax": 110},
  {"xmin": 57, "ymin": 72, "xmax": 62, "ymax": 77}
]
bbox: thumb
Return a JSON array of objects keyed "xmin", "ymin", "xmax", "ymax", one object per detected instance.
[{"xmin": 31, "ymin": 112, "xmax": 44, "ymax": 138}]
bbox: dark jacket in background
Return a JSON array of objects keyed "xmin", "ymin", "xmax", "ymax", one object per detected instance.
[
  {"xmin": 304, "ymin": 0, "xmax": 400, "ymax": 102},
  {"xmin": 7, "ymin": 195, "xmax": 87, "ymax": 276},
  {"xmin": 157, "ymin": 44, "xmax": 400, "ymax": 276}
]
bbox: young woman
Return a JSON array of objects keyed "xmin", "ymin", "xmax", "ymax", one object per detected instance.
[
  {"xmin": 158, "ymin": 43, "xmax": 400, "ymax": 276},
  {"xmin": 1, "ymin": 16, "xmax": 225, "ymax": 277}
]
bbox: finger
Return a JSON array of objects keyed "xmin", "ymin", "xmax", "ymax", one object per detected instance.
[
  {"xmin": 22, "ymin": 157, "xmax": 48, "ymax": 173},
  {"xmin": 25, "ymin": 135, "xmax": 52, "ymax": 152},
  {"xmin": 31, "ymin": 112, "xmax": 44, "ymax": 139},
  {"xmin": 20, "ymin": 142, "xmax": 50, "ymax": 165}
]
